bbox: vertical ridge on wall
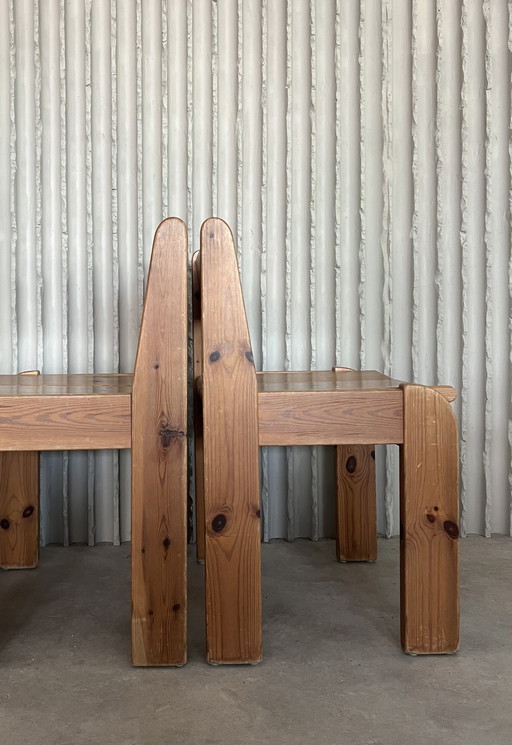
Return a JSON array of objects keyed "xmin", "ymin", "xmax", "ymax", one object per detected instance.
[
  {"xmin": 91, "ymin": 0, "xmax": 117, "ymax": 544},
  {"xmin": 0, "ymin": 2, "xmax": 11, "ymax": 370},
  {"xmin": 263, "ymin": 0, "xmax": 287, "ymax": 540},
  {"xmin": 461, "ymin": 0, "xmax": 487, "ymax": 535},
  {"xmin": 359, "ymin": 1, "xmax": 367, "ymax": 370},
  {"xmin": 241, "ymin": 0, "xmax": 263, "ymax": 368},
  {"xmin": 141, "ymin": 1, "xmax": 162, "ymax": 276},
  {"xmin": 260, "ymin": 0, "xmax": 269, "ymax": 540},
  {"xmin": 117, "ymin": 0, "xmax": 138, "ymax": 542},
  {"xmin": 310, "ymin": 0, "xmax": 318, "ymax": 541},
  {"xmin": 14, "ymin": 0, "xmax": 39, "ymax": 373},
  {"xmin": 289, "ymin": 0, "xmax": 313, "ymax": 540},
  {"xmin": 167, "ymin": 0, "xmax": 188, "ymax": 221},
  {"xmin": 382, "ymin": 0, "xmax": 395, "ymax": 536},
  {"xmin": 412, "ymin": 0, "xmax": 437, "ymax": 385},
  {"xmin": 1, "ymin": 1, "xmax": 511, "ymax": 543},
  {"xmin": 509, "ymin": 0, "xmax": 512, "ymax": 538},
  {"xmin": 486, "ymin": 4, "xmax": 511, "ymax": 533},
  {"xmin": 313, "ymin": 0, "xmax": 336, "ymax": 538},
  {"xmin": 65, "ymin": 0, "xmax": 89, "ymax": 545},
  {"xmin": 483, "ymin": 0, "xmax": 493, "ymax": 537},
  {"xmin": 436, "ymin": 0, "xmax": 463, "ymax": 415}
]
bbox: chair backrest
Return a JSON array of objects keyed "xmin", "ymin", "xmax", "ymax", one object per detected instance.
[
  {"xmin": 199, "ymin": 217, "xmax": 262, "ymax": 662},
  {"xmin": 131, "ymin": 217, "xmax": 188, "ymax": 664},
  {"xmin": 199, "ymin": 217, "xmax": 258, "ymax": 428}
]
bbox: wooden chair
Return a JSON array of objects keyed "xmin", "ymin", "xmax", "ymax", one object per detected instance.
[
  {"xmin": 0, "ymin": 218, "xmax": 188, "ymax": 666},
  {"xmin": 194, "ymin": 217, "xmax": 459, "ymax": 665}
]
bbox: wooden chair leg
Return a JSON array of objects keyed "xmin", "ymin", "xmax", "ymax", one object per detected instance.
[
  {"xmin": 400, "ymin": 384, "xmax": 459, "ymax": 654},
  {"xmin": 0, "ymin": 451, "xmax": 39, "ymax": 569},
  {"xmin": 0, "ymin": 370, "xmax": 41, "ymax": 569},
  {"xmin": 335, "ymin": 444, "xmax": 377, "ymax": 561},
  {"xmin": 131, "ymin": 218, "xmax": 188, "ymax": 665},
  {"xmin": 332, "ymin": 367, "xmax": 376, "ymax": 561}
]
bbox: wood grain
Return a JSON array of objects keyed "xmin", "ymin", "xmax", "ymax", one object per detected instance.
[
  {"xmin": 201, "ymin": 218, "xmax": 262, "ymax": 664},
  {"xmin": 335, "ymin": 444, "xmax": 377, "ymax": 562},
  {"xmin": 0, "ymin": 371, "xmax": 40, "ymax": 569},
  {"xmin": 0, "ymin": 394, "xmax": 131, "ymax": 450},
  {"xmin": 258, "ymin": 389, "xmax": 404, "ymax": 445},
  {"xmin": 197, "ymin": 217, "xmax": 460, "ymax": 662},
  {"xmin": 131, "ymin": 218, "xmax": 188, "ymax": 666},
  {"xmin": 400, "ymin": 384, "xmax": 459, "ymax": 654},
  {"xmin": 0, "ymin": 451, "xmax": 39, "ymax": 568},
  {"xmin": 332, "ymin": 368, "xmax": 376, "ymax": 562}
]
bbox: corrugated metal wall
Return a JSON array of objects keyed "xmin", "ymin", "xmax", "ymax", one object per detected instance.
[{"xmin": 1, "ymin": 0, "xmax": 510, "ymax": 544}]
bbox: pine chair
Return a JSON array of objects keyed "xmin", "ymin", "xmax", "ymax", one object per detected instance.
[
  {"xmin": 194, "ymin": 216, "xmax": 459, "ymax": 665},
  {"xmin": 0, "ymin": 218, "xmax": 188, "ymax": 666}
]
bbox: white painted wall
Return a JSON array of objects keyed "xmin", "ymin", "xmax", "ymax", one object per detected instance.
[{"xmin": 1, "ymin": 0, "xmax": 510, "ymax": 544}]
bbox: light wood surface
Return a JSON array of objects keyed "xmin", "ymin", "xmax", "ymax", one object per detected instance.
[
  {"xmin": 336, "ymin": 444, "xmax": 377, "ymax": 562},
  {"xmin": 0, "ymin": 450, "xmax": 39, "ymax": 569},
  {"xmin": 332, "ymin": 367, "xmax": 376, "ymax": 562},
  {"xmin": 258, "ymin": 388, "xmax": 404, "ymax": 445},
  {"xmin": 201, "ymin": 218, "xmax": 262, "ymax": 664},
  {"xmin": 0, "ymin": 220, "xmax": 188, "ymax": 667},
  {"xmin": 197, "ymin": 217, "xmax": 460, "ymax": 663},
  {"xmin": 0, "ymin": 373, "xmax": 133, "ymax": 395},
  {"xmin": 0, "ymin": 392, "xmax": 131, "ymax": 450},
  {"xmin": 400, "ymin": 384, "xmax": 459, "ymax": 653},
  {"xmin": 0, "ymin": 371, "xmax": 40, "ymax": 569},
  {"xmin": 131, "ymin": 218, "xmax": 188, "ymax": 666}
]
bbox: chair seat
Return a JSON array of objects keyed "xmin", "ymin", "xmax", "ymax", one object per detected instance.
[
  {"xmin": 257, "ymin": 370, "xmax": 456, "ymax": 446},
  {"xmin": 257, "ymin": 369, "xmax": 403, "ymax": 391},
  {"xmin": 0, "ymin": 373, "xmax": 132, "ymax": 450}
]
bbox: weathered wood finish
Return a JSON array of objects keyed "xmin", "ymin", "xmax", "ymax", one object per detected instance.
[
  {"xmin": 201, "ymin": 218, "xmax": 262, "ymax": 664},
  {"xmin": 400, "ymin": 384, "xmax": 460, "ymax": 653},
  {"xmin": 0, "ymin": 371, "xmax": 40, "ymax": 569},
  {"xmin": 336, "ymin": 444, "xmax": 377, "ymax": 562},
  {"xmin": 131, "ymin": 218, "xmax": 188, "ymax": 666},
  {"xmin": 192, "ymin": 252, "xmax": 205, "ymax": 564}
]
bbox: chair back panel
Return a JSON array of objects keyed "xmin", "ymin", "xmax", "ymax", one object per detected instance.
[
  {"xmin": 131, "ymin": 217, "xmax": 188, "ymax": 665},
  {"xmin": 200, "ymin": 217, "xmax": 262, "ymax": 663}
]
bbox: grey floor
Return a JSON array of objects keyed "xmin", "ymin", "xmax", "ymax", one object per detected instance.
[{"xmin": 1, "ymin": 537, "xmax": 511, "ymax": 745}]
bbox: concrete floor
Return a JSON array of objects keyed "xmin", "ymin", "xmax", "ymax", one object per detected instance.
[{"xmin": 1, "ymin": 537, "xmax": 511, "ymax": 745}]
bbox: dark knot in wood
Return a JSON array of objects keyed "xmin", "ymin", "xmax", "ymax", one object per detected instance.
[
  {"xmin": 22, "ymin": 506, "xmax": 34, "ymax": 518},
  {"xmin": 371, "ymin": 450, "xmax": 375, "ymax": 460},
  {"xmin": 443, "ymin": 520, "xmax": 459, "ymax": 539},
  {"xmin": 159, "ymin": 426, "xmax": 186, "ymax": 449},
  {"xmin": 212, "ymin": 513, "xmax": 227, "ymax": 533},
  {"xmin": 162, "ymin": 537, "xmax": 171, "ymax": 550},
  {"xmin": 0, "ymin": 518, "xmax": 9, "ymax": 530},
  {"xmin": 172, "ymin": 603, "xmax": 181, "ymax": 612},
  {"xmin": 346, "ymin": 456, "xmax": 357, "ymax": 474},
  {"xmin": 209, "ymin": 350, "xmax": 221, "ymax": 363},
  {"xmin": 245, "ymin": 350, "xmax": 254, "ymax": 366},
  {"xmin": 426, "ymin": 513, "xmax": 436, "ymax": 523}
]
